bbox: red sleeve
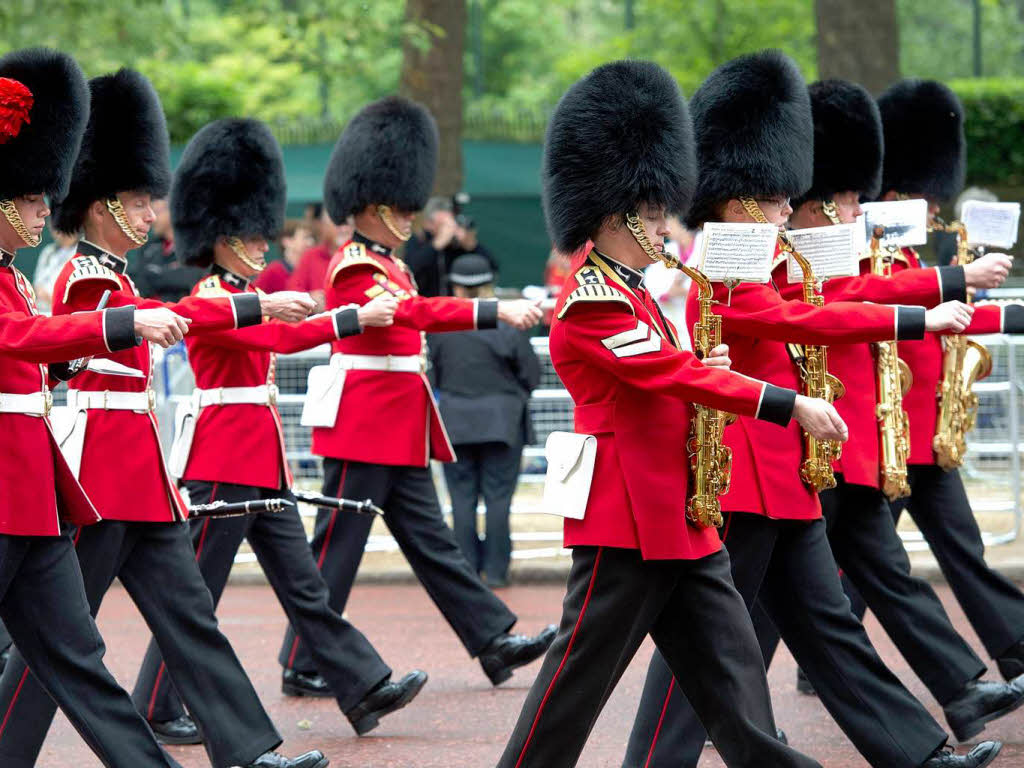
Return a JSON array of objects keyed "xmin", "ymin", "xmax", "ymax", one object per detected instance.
[
  {"xmin": 0, "ymin": 307, "xmax": 136, "ymax": 363},
  {"xmin": 187, "ymin": 308, "xmax": 359, "ymax": 353},
  {"xmin": 939, "ymin": 303, "xmax": 1024, "ymax": 336}
]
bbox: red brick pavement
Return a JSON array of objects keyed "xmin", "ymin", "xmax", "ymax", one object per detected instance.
[{"xmin": 39, "ymin": 581, "xmax": 1024, "ymax": 767}]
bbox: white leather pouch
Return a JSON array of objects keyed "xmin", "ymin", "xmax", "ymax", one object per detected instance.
[
  {"xmin": 50, "ymin": 406, "xmax": 88, "ymax": 479},
  {"xmin": 300, "ymin": 364, "xmax": 345, "ymax": 428},
  {"xmin": 541, "ymin": 431, "xmax": 597, "ymax": 520},
  {"xmin": 168, "ymin": 399, "xmax": 198, "ymax": 479}
]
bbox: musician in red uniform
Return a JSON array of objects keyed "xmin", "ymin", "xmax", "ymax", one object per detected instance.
[
  {"xmin": 278, "ymin": 95, "xmax": 557, "ymax": 694},
  {"xmin": 624, "ymin": 54, "xmax": 1005, "ymax": 768},
  {"xmin": 131, "ymin": 117, "xmax": 429, "ymax": 742},
  {"xmin": 0, "ymin": 70, "xmax": 329, "ymax": 768}
]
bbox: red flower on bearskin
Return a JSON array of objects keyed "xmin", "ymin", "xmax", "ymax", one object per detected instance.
[{"xmin": 0, "ymin": 78, "xmax": 34, "ymax": 145}]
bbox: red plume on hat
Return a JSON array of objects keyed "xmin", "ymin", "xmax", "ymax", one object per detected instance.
[{"xmin": 0, "ymin": 77, "xmax": 33, "ymax": 144}]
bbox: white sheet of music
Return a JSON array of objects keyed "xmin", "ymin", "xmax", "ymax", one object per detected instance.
[
  {"xmin": 961, "ymin": 201, "xmax": 1020, "ymax": 248},
  {"xmin": 785, "ymin": 224, "xmax": 862, "ymax": 283},
  {"xmin": 696, "ymin": 222, "xmax": 777, "ymax": 283},
  {"xmin": 859, "ymin": 199, "xmax": 929, "ymax": 247}
]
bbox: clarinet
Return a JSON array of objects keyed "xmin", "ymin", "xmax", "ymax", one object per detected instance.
[
  {"xmin": 188, "ymin": 498, "xmax": 295, "ymax": 519},
  {"xmin": 292, "ymin": 491, "xmax": 383, "ymax": 516}
]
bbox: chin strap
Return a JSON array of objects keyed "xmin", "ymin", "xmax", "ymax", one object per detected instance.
[
  {"xmin": 227, "ymin": 236, "xmax": 266, "ymax": 273},
  {"xmin": 625, "ymin": 211, "xmax": 674, "ymax": 267},
  {"xmin": 821, "ymin": 199, "xmax": 842, "ymax": 226},
  {"xmin": 376, "ymin": 205, "xmax": 411, "ymax": 242},
  {"xmin": 0, "ymin": 199, "xmax": 40, "ymax": 247},
  {"xmin": 106, "ymin": 197, "xmax": 147, "ymax": 246}
]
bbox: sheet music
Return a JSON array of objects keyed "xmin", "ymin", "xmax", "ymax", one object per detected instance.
[
  {"xmin": 697, "ymin": 222, "xmax": 777, "ymax": 283},
  {"xmin": 961, "ymin": 201, "xmax": 1020, "ymax": 249},
  {"xmin": 86, "ymin": 359, "xmax": 145, "ymax": 378},
  {"xmin": 785, "ymin": 223, "xmax": 862, "ymax": 283},
  {"xmin": 859, "ymin": 199, "xmax": 928, "ymax": 247}
]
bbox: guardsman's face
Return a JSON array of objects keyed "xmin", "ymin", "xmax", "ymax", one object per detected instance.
[
  {"xmin": 636, "ymin": 203, "xmax": 670, "ymax": 255},
  {"xmin": 119, "ymin": 191, "xmax": 156, "ymax": 239},
  {"xmin": 832, "ymin": 190, "xmax": 863, "ymax": 223},
  {"xmin": 15, "ymin": 194, "xmax": 49, "ymax": 240},
  {"xmin": 755, "ymin": 196, "xmax": 793, "ymax": 226},
  {"xmin": 232, "ymin": 235, "xmax": 270, "ymax": 277}
]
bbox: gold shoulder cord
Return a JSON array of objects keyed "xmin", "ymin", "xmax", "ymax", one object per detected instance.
[
  {"xmin": 377, "ymin": 205, "xmax": 411, "ymax": 242},
  {"xmin": 0, "ymin": 199, "xmax": 41, "ymax": 247},
  {"xmin": 227, "ymin": 236, "xmax": 266, "ymax": 273},
  {"xmin": 821, "ymin": 199, "xmax": 842, "ymax": 226},
  {"xmin": 106, "ymin": 197, "xmax": 148, "ymax": 246}
]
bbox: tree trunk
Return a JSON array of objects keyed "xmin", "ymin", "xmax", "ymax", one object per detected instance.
[
  {"xmin": 816, "ymin": 0, "xmax": 900, "ymax": 94},
  {"xmin": 400, "ymin": 0, "xmax": 466, "ymax": 196}
]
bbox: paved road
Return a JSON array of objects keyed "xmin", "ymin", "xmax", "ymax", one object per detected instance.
[{"xmin": 40, "ymin": 581, "xmax": 1024, "ymax": 767}]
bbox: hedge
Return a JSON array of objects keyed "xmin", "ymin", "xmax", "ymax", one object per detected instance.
[{"xmin": 951, "ymin": 78, "xmax": 1024, "ymax": 186}]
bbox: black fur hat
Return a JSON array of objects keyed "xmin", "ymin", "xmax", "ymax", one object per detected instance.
[
  {"xmin": 794, "ymin": 79, "xmax": 883, "ymax": 207},
  {"xmin": 323, "ymin": 95, "xmax": 438, "ymax": 223},
  {"xmin": 543, "ymin": 59, "xmax": 695, "ymax": 253},
  {"xmin": 0, "ymin": 48, "xmax": 89, "ymax": 201},
  {"xmin": 687, "ymin": 50, "xmax": 813, "ymax": 228},
  {"xmin": 172, "ymin": 118, "xmax": 286, "ymax": 268},
  {"xmin": 53, "ymin": 68, "xmax": 171, "ymax": 234},
  {"xmin": 877, "ymin": 79, "xmax": 965, "ymax": 201}
]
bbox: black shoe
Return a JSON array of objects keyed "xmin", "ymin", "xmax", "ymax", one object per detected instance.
[
  {"xmin": 921, "ymin": 741, "xmax": 1002, "ymax": 767},
  {"xmin": 345, "ymin": 670, "xmax": 428, "ymax": 736},
  {"xmin": 944, "ymin": 676, "xmax": 1024, "ymax": 742},
  {"xmin": 776, "ymin": 727, "xmax": 788, "ymax": 745},
  {"xmin": 149, "ymin": 714, "xmax": 202, "ymax": 745},
  {"xmin": 282, "ymin": 669, "xmax": 333, "ymax": 699},
  {"xmin": 244, "ymin": 751, "xmax": 329, "ymax": 768},
  {"xmin": 796, "ymin": 666, "xmax": 817, "ymax": 696},
  {"xmin": 995, "ymin": 640, "xmax": 1024, "ymax": 681},
  {"xmin": 479, "ymin": 625, "xmax": 557, "ymax": 686},
  {"xmin": 0, "ymin": 646, "xmax": 9, "ymax": 675}
]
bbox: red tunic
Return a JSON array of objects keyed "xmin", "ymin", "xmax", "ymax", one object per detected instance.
[
  {"xmin": 181, "ymin": 270, "xmax": 359, "ymax": 489},
  {"xmin": 311, "ymin": 234, "xmax": 497, "ymax": 467},
  {"xmin": 51, "ymin": 243, "xmax": 262, "ymax": 523},
  {"xmin": 553, "ymin": 251, "xmax": 796, "ymax": 560}
]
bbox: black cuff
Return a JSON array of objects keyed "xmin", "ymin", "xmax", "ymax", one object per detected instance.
[
  {"xmin": 896, "ymin": 306, "xmax": 927, "ymax": 340},
  {"xmin": 334, "ymin": 307, "xmax": 362, "ymax": 338},
  {"xmin": 938, "ymin": 266, "xmax": 967, "ymax": 303},
  {"xmin": 756, "ymin": 383, "xmax": 797, "ymax": 426},
  {"xmin": 476, "ymin": 299, "xmax": 499, "ymax": 329},
  {"xmin": 232, "ymin": 293, "xmax": 262, "ymax": 328},
  {"xmin": 1004, "ymin": 305, "xmax": 1024, "ymax": 334},
  {"xmin": 103, "ymin": 306, "xmax": 139, "ymax": 351}
]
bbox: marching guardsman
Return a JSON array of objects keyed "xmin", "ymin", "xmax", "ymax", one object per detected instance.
[
  {"xmin": 623, "ymin": 52, "xmax": 1003, "ymax": 768},
  {"xmin": 277, "ymin": 95, "xmax": 556, "ymax": 693},
  {"xmin": 130, "ymin": 117, "xmax": 428, "ymax": 742},
  {"xmin": 0, "ymin": 47, "xmax": 191, "ymax": 768},
  {"xmin": 0, "ymin": 69, "xmax": 328, "ymax": 768},
  {"xmin": 498, "ymin": 58, "xmax": 841, "ymax": 768}
]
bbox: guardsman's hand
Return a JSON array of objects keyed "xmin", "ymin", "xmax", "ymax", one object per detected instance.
[
  {"xmin": 793, "ymin": 395, "xmax": 848, "ymax": 443},
  {"xmin": 700, "ymin": 344, "xmax": 731, "ymax": 370},
  {"xmin": 925, "ymin": 301, "xmax": 975, "ymax": 333},
  {"xmin": 498, "ymin": 299, "xmax": 543, "ymax": 330},
  {"xmin": 964, "ymin": 253, "xmax": 1013, "ymax": 290},
  {"xmin": 134, "ymin": 308, "xmax": 191, "ymax": 348},
  {"xmin": 261, "ymin": 291, "xmax": 317, "ymax": 323},
  {"xmin": 357, "ymin": 294, "xmax": 398, "ymax": 328}
]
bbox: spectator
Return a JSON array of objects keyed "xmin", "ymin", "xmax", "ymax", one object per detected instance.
[
  {"xmin": 291, "ymin": 203, "xmax": 352, "ymax": 308},
  {"xmin": 540, "ymin": 247, "xmax": 573, "ymax": 332},
  {"xmin": 643, "ymin": 215, "xmax": 695, "ymax": 337},
  {"xmin": 129, "ymin": 197, "xmax": 205, "ymax": 301},
  {"xmin": 429, "ymin": 254, "xmax": 540, "ymax": 587},
  {"xmin": 255, "ymin": 219, "xmax": 315, "ymax": 293},
  {"xmin": 32, "ymin": 224, "xmax": 78, "ymax": 314},
  {"xmin": 405, "ymin": 196, "xmax": 498, "ymax": 297}
]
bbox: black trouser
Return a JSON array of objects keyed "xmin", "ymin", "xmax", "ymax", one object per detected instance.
[
  {"xmin": 443, "ymin": 440, "xmax": 522, "ymax": 584},
  {"xmin": 279, "ymin": 459, "xmax": 517, "ymax": 673},
  {"xmin": 499, "ymin": 545, "xmax": 820, "ymax": 768},
  {"xmin": 623, "ymin": 515, "xmax": 946, "ymax": 768},
  {"xmin": 0, "ymin": 533, "xmax": 178, "ymax": 768},
  {"xmin": 133, "ymin": 481, "xmax": 392, "ymax": 722},
  {"xmin": 0, "ymin": 520, "xmax": 281, "ymax": 768}
]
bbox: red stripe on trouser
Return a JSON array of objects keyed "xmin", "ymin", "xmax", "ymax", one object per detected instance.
[
  {"xmin": 513, "ymin": 547, "xmax": 604, "ymax": 768},
  {"xmin": 287, "ymin": 462, "xmax": 347, "ymax": 669},
  {"xmin": 147, "ymin": 485, "xmax": 217, "ymax": 719},
  {"xmin": 0, "ymin": 668, "xmax": 30, "ymax": 739},
  {"xmin": 644, "ymin": 679, "xmax": 676, "ymax": 768}
]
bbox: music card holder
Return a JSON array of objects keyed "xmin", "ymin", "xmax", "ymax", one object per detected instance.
[
  {"xmin": 859, "ymin": 200, "xmax": 929, "ymax": 248},
  {"xmin": 785, "ymin": 223, "xmax": 862, "ymax": 283},
  {"xmin": 541, "ymin": 431, "xmax": 597, "ymax": 520},
  {"xmin": 961, "ymin": 201, "xmax": 1021, "ymax": 249},
  {"xmin": 697, "ymin": 222, "xmax": 778, "ymax": 286}
]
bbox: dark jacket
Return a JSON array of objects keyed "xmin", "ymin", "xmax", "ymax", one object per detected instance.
[
  {"xmin": 405, "ymin": 233, "xmax": 498, "ymax": 297},
  {"xmin": 428, "ymin": 322, "xmax": 540, "ymax": 447}
]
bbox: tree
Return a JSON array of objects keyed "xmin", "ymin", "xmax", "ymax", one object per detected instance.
[
  {"xmin": 816, "ymin": 0, "xmax": 900, "ymax": 93},
  {"xmin": 400, "ymin": 0, "xmax": 468, "ymax": 195}
]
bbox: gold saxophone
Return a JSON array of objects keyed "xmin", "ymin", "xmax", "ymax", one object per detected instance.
[
  {"xmin": 867, "ymin": 226, "xmax": 913, "ymax": 500},
  {"xmin": 931, "ymin": 218, "xmax": 993, "ymax": 469},
  {"xmin": 624, "ymin": 212, "xmax": 733, "ymax": 529}
]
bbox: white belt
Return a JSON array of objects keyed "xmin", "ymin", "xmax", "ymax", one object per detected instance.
[
  {"xmin": 67, "ymin": 388, "xmax": 156, "ymax": 412},
  {"xmin": 330, "ymin": 353, "xmax": 422, "ymax": 373},
  {"xmin": 0, "ymin": 390, "xmax": 52, "ymax": 416},
  {"xmin": 193, "ymin": 384, "xmax": 278, "ymax": 407}
]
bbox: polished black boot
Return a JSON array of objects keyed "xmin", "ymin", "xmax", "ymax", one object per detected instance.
[
  {"xmin": 149, "ymin": 714, "xmax": 202, "ymax": 745},
  {"xmin": 921, "ymin": 741, "xmax": 1002, "ymax": 767},
  {"xmin": 244, "ymin": 750, "xmax": 329, "ymax": 768},
  {"xmin": 0, "ymin": 645, "xmax": 9, "ymax": 675},
  {"xmin": 282, "ymin": 668, "xmax": 333, "ymax": 698},
  {"xmin": 345, "ymin": 670, "xmax": 428, "ymax": 736},
  {"xmin": 995, "ymin": 639, "xmax": 1024, "ymax": 681},
  {"xmin": 479, "ymin": 624, "xmax": 556, "ymax": 685},
  {"xmin": 795, "ymin": 666, "xmax": 817, "ymax": 696},
  {"xmin": 943, "ymin": 676, "xmax": 1024, "ymax": 741}
]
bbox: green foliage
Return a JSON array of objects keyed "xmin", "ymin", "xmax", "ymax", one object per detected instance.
[{"xmin": 950, "ymin": 78, "xmax": 1024, "ymax": 185}]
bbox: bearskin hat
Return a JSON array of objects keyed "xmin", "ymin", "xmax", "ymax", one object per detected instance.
[
  {"xmin": 542, "ymin": 60, "xmax": 695, "ymax": 253},
  {"xmin": 794, "ymin": 79, "xmax": 883, "ymax": 207},
  {"xmin": 687, "ymin": 50, "xmax": 813, "ymax": 228},
  {"xmin": 877, "ymin": 79, "xmax": 965, "ymax": 201},
  {"xmin": 323, "ymin": 95, "xmax": 438, "ymax": 223},
  {"xmin": 53, "ymin": 68, "xmax": 170, "ymax": 234},
  {"xmin": 171, "ymin": 119, "xmax": 286, "ymax": 268},
  {"xmin": 0, "ymin": 48, "xmax": 89, "ymax": 202}
]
